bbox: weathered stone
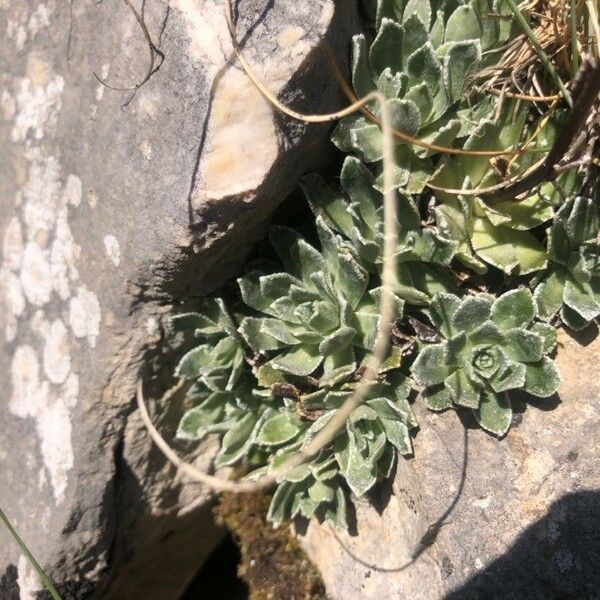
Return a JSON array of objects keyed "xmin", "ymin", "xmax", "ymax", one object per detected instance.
[
  {"xmin": 299, "ymin": 329, "xmax": 600, "ymax": 599},
  {"xmin": 0, "ymin": 0, "xmax": 360, "ymax": 597}
]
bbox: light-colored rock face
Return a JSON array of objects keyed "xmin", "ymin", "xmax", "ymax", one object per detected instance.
[
  {"xmin": 0, "ymin": 0, "xmax": 360, "ymax": 598},
  {"xmin": 299, "ymin": 329, "xmax": 600, "ymax": 599}
]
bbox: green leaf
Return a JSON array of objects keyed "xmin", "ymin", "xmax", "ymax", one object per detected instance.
[
  {"xmin": 474, "ymin": 391, "xmax": 512, "ymax": 436},
  {"xmin": 402, "ymin": 14, "xmax": 430, "ymax": 64},
  {"xmin": 318, "ymin": 326, "xmax": 357, "ymax": 356},
  {"xmin": 381, "ymin": 418, "xmax": 412, "ymax": 454},
  {"xmin": 267, "ymin": 482, "xmax": 295, "ymax": 526},
  {"xmin": 424, "ymin": 384, "xmax": 454, "ymax": 411},
  {"xmin": 491, "ymin": 288, "xmax": 536, "ymax": 330},
  {"xmin": 443, "ymin": 40, "xmax": 481, "ymax": 102},
  {"xmin": 389, "ymin": 98, "xmax": 422, "ymax": 136},
  {"xmin": 350, "ymin": 124, "xmax": 384, "ymax": 162},
  {"xmin": 530, "ymin": 322, "xmax": 557, "ymax": 354},
  {"xmin": 452, "ymin": 295, "xmax": 493, "ymax": 333},
  {"xmin": 444, "ymin": 368, "xmax": 481, "ymax": 408},
  {"xmin": 503, "ymin": 328, "xmax": 543, "ymax": 362},
  {"xmin": 370, "ymin": 18, "xmax": 404, "ymax": 75},
  {"xmin": 256, "ymin": 413, "xmax": 303, "ymax": 446},
  {"xmin": 216, "ymin": 412, "xmax": 259, "ymax": 467},
  {"xmin": 471, "ymin": 217, "xmax": 548, "ymax": 275},
  {"xmin": 352, "ymin": 35, "xmax": 376, "ymax": 98},
  {"xmin": 563, "ymin": 277, "xmax": 600, "ymax": 322},
  {"xmin": 534, "ymin": 270, "xmax": 566, "ymax": 320},
  {"xmin": 430, "ymin": 292, "xmax": 462, "ymax": 337},
  {"xmin": 402, "ymin": 0, "xmax": 431, "ymax": 28},
  {"xmin": 270, "ymin": 345, "xmax": 323, "ymax": 376},
  {"xmin": 412, "ymin": 342, "xmax": 451, "ymax": 386},
  {"xmin": 524, "ymin": 357, "xmax": 561, "ymax": 397},
  {"xmin": 301, "ymin": 174, "xmax": 354, "ymax": 235},
  {"xmin": 445, "ymin": 4, "xmax": 482, "ymax": 42},
  {"xmin": 406, "ymin": 42, "xmax": 442, "ymax": 92}
]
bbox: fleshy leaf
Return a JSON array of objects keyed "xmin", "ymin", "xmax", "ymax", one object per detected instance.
[
  {"xmin": 474, "ymin": 391, "xmax": 512, "ymax": 437},
  {"xmin": 491, "ymin": 288, "xmax": 536, "ymax": 330}
]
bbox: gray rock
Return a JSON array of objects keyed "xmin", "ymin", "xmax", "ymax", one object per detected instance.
[
  {"xmin": 299, "ymin": 329, "xmax": 600, "ymax": 599},
  {"xmin": 0, "ymin": 0, "xmax": 360, "ymax": 597}
]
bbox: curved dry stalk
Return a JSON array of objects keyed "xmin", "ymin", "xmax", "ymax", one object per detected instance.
[
  {"xmin": 94, "ymin": 0, "xmax": 158, "ymax": 92},
  {"xmin": 136, "ymin": 0, "xmax": 398, "ymax": 493}
]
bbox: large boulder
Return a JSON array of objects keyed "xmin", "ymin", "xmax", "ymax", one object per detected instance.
[
  {"xmin": 0, "ymin": 0, "xmax": 360, "ymax": 597},
  {"xmin": 299, "ymin": 329, "xmax": 600, "ymax": 599}
]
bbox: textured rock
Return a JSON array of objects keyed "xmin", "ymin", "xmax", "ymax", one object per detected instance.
[
  {"xmin": 0, "ymin": 0, "xmax": 360, "ymax": 597},
  {"xmin": 299, "ymin": 329, "xmax": 600, "ymax": 599}
]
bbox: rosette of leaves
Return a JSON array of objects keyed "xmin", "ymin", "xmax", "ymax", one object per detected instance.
[
  {"xmin": 431, "ymin": 102, "xmax": 581, "ymax": 276},
  {"xmin": 411, "ymin": 288, "xmax": 560, "ymax": 436},
  {"xmin": 237, "ymin": 217, "xmax": 404, "ymax": 384},
  {"xmin": 535, "ymin": 196, "xmax": 600, "ymax": 330},
  {"xmin": 332, "ymin": 0, "xmax": 508, "ymax": 193},
  {"xmin": 263, "ymin": 374, "xmax": 416, "ymax": 528},
  {"xmin": 302, "ymin": 157, "xmax": 457, "ymax": 305}
]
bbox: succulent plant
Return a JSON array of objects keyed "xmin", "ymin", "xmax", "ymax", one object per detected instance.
[
  {"xmin": 535, "ymin": 196, "xmax": 600, "ymax": 330},
  {"xmin": 331, "ymin": 0, "xmax": 510, "ymax": 194},
  {"xmin": 411, "ymin": 288, "xmax": 560, "ymax": 436},
  {"xmin": 302, "ymin": 157, "xmax": 457, "ymax": 305}
]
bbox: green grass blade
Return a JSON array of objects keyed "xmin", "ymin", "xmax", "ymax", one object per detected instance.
[
  {"xmin": 0, "ymin": 506, "xmax": 63, "ymax": 600},
  {"xmin": 504, "ymin": 0, "xmax": 573, "ymax": 107}
]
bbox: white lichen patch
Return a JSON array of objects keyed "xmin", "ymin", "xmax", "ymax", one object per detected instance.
[
  {"xmin": 17, "ymin": 554, "xmax": 42, "ymax": 600},
  {"xmin": 28, "ymin": 2, "xmax": 53, "ymax": 37},
  {"xmin": 103, "ymin": 234, "xmax": 121, "ymax": 267},
  {"xmin": 43, "ymin": 318, "xmax": 71, "ymax": 384},
  {"xmin": 62, "ymin": 173, "xmax": 82, "ymax": 207},
  {"xmin": 2, "ymin": 215, "xmax": 23, "ymax": 269},
  {"xmin": 20, "ymin": 241, "xmax": 52, "ymax": 306},
  {"xmin": 11, "ymin": 72, "xmax": 64, "ymax": 142},
  {"xmin": 69, "ymin": 285, "xmax": 101, "ymax": 347}
]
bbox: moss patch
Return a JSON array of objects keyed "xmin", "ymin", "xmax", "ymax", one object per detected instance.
[{"xmin": 214, "ymin": 491, "xmax": 326, "ymax": 600}]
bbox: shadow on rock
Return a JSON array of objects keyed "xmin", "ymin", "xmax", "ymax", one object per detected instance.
[{"xmin": 445, "ymin": 490, "xmax": 600, "ymax": 600}]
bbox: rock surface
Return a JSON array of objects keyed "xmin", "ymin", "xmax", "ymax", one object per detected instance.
[
  {"xmin": 299, "ymin": 329, "xmax": 600, "ymax": 599},
  {"xmin": 0, "ymin": 0, "xmax": 360, "ymax": 597}
]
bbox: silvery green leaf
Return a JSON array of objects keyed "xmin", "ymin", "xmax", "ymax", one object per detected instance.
[
  {"xmin": 301, "ymin": 174, "xmax": 354, "ymax": 235},
  {"xmin": 402, "ymin": 0, "xmax": 431, "ymax": 28},
  {"xmin": 376, "ymin": 0, "xmax": 402, "ymax": 28},
  {"xmin": 380, "ymin": 418, "xmax": 412, "ymax": 454},
  {"xmin": 238, "ymin": 317, "xmax": 289, "ymax": 352},
  {"xmin": 331, "ymin": 114, "xmax": 367, "ymax": 152},
  {"xmin": 325, "ymin": 486, "xmax": 349, "ymax": 530},
  {"xmin": 489, "ymin": 362, "xmax": 526, "ymax": 393},
  {"xmin": 412, "ymin": 342, "xmax": 451, "ymax": 386},
  {"xmin": 565, "ymin": 197, "xmax": 599, "ymax": 246},
  {"xmin": 377, "ymin": 67, "xmax": 407, "ymax": 98},
  {"xmin": 530, "ymin": 322, "xmax": 557, "ymax": 354},
  {"xmin": 560, "ymin": 304, "xmax": 589, "ymax": 330},
  {"xmin": 404, "ymin": 81, "xmax": 433, "ymax": 123},
  {"xmin": 534, "ymin": 270, "xmax": 565, "ymax": 320},
  {"xmin": 255, "ymin": 363, "xmax": 287, "ymax": 388},
  {"xmin": 411, "ymin": 229, "xmax": 458, "ymax": 265},
  {"xmin": 352, "ymin": 35, "xmax": 376, "ymax": 98},
  {"xmin": 269, "ymin": 226, "xmax": 325, "ymax": 283},
  {"xmin": 344, "ymin": 440, "xmax": 378, "ymax": 497},
  {"xmin": 270, "ymin": 344, "xmax": 323, "ymax": 376},
  {"xmin": 503, "ymin": 328, "xmax": 543, "ymax": 363},
  {"xmin": 443, "ymin": 40, "xmax": 481, "ymax": 102},
  {"xmin": 471, "ymin": 216, "xmax": 548, "ymax": 275},
  {"xmin": 416, "ymin": 119, "xmax": 461, "ymax": 156},
  {"xmin": 444, "ymin": 368, "xmax": 481, "ymax": 408},
  {"xmin": 444, "ymin": 4, "xmax": 482, "ymax": 42},
  {"xmin": 267, "ymin": 482, "xmax": 295, "ymax": 526},
  {"xmin": 568, "ymin": 251, "xmax": 591, "ymax": 284},
  {"xmin": 215, "ymin": 412, "xmax": 260, "ymax": 467},
  {"xmin": 524, "ymin": 357, "xmax": 561, "ymax": 397},
  {"xmin": 170, "ymin": 298, "xmax": 236, "ymax": 336},
  {"xmin": 377, "ymin": 444, "xmax": 397, "ymax": 477},
  {"xmin": 308, "ymin": 479, "xmax": 335, "ymax": 503},
  {"xmin": 318, "ymin": 326, "xmax": 357, "ymax": 356},
  {"xmin": 488, "ymin": 197, "xmax": 554, "ymax": 231},
  {"xmin": 402, "ymin": 13, "xmax": 430, "ymax": 65},
  {"xmin": 429, "ymin": 10, "xmax": 445, "ymax": 48},
  {"xmin": 406, "ymin": 42, "xmax": 442, "ymax": 92},
  {"xmin": 369, "ymin": 18, "xmax": 404, "ymax": 75},
  {"xmin": 350, "ymin": 124, "xmax": 383, "ymax": 162},
  {"xmin": 430, "ymin": 292, "xmax": 462, "ymax": 337},
  {"xmin": 340, "ymin": 157, "xmax": 379, "ymax": 233},
  {"xmin": 424, "ymin": 383, "xmax": 453, "ymax": 411},
  {"xmin": 491, "ymin": 288, "xmax": 536, "ymax": 330},
  {"xmin": 256, "ymin": 412, "xmax": 303, "ymax": 446},
  {"xmin": 474, "ymin": 391, "xmax": 512, "ymax": 437},
  {"xmin": 563, "ymin": 277, "xmax": 600, "ymax": 322},
  {"xmin": 469, "ymin": 320, "xmax": 504, "ymax": 346},
  {"xmin": 452, "ymin": 295, "xmax": 493, "ymax": 333},
  {"xmin": 389, "ymin": 97, "xmax": 422, "ymax": 137}
]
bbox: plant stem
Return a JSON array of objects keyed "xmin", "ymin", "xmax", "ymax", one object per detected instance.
[
  {"xmin": 570, "ymin": 0, "xmax": 580, "ymax": 74},
  {"xmin": 504, "ymin": 0, "xmax": 573, "ymax": 107},
  {"xmin": 0, "ymin": 506, "xmax": 63, "ymax": 600}
]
